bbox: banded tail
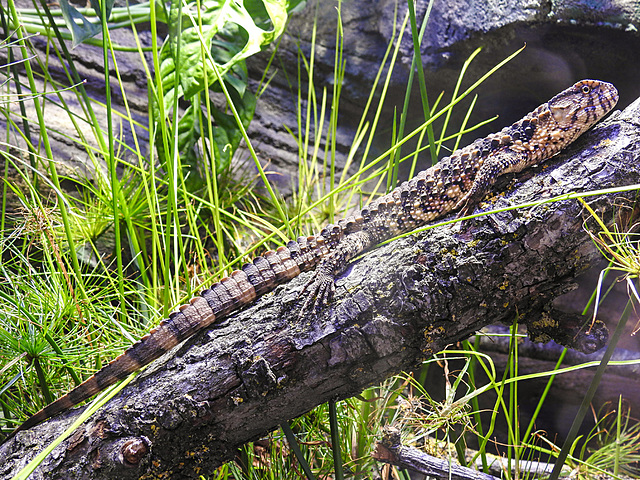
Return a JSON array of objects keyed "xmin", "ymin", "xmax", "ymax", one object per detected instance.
[{"xmin": 8, "ymin": 229, "xmax": 355, "ymax": 436}]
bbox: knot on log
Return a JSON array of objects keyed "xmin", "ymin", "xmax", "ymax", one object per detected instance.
[{"xmin": 120, "ymin": 437, "xmax": 150, "ymax": 466}]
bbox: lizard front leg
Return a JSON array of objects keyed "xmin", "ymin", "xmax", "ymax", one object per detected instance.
[
  {"xmin": 455, "ymin": 150, "xmax": 527, "ymax": 217},
  {"xmin": 299, "ymin": 229, "xmax": 377, "ymax": 317}
]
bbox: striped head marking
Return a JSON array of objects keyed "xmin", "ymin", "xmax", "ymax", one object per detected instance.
[{"xmin": 547, "ymin": 79, "xmax": 619, "ymax": 137}]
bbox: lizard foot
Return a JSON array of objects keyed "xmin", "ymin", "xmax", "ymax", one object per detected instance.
[
  {"xmin": 452, "ymin": 199, "xmax": 474, "ymax": 233},
  {"xmin": 454, "ymin": 193, "xmax": 478, "ymax": 219},
  {"xmin": 456, "ymin": 203, "xmax": 473, "ymax": 220},
  {"xmin": 298, "ymin": 270, "xmax": 336, "ymax": 320}
]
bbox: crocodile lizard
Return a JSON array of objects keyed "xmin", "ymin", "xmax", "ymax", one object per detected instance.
[{"xmin": 9, "ymin": 79, "xmax": 619, "ymax": 437}]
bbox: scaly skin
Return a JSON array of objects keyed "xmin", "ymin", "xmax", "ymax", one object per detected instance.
[{"xmin": 8, "ymin": 79, "xmax": 619, "ymax": 438}]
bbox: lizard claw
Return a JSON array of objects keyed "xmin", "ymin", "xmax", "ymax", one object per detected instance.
[
  {"xmin": 453, "ymin": 198, "xmax": 478, "ymax": 234},
  {"xmin": 455, "ymin": 201, "xmax": 473, "ymax": 219},
  {"xmin": 298, "ymin": 270, "xmax": 336, "ymax": 320},
  {"xmin": 454, "ymin": 191, "xmax": 478, "ymax": 219}
]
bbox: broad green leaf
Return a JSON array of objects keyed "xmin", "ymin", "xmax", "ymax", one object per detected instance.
[
  {"xmin": 158, "ymin": 0, "xmax": 290, "ymax": 112},
  {"xmin": 165, "ymin": 84, "xmax": 256, "ymax": 176},
  {"xmin": 155, "ymin": 0, "xmax": 292, "ymax": 184},
  {"xmin": 58, "ymin": 0, "xmax": 115, "ymax": 47},
  {"xmin": 209, "ymin": 87, "xmax": 256, "ymax": 172}
]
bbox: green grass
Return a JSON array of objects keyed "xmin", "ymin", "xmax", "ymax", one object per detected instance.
[{"xmin": 1, "ymin": 0, "xmax": 640, "ymax": 479}]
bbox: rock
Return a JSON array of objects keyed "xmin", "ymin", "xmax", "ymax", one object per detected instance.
[
  {"xmin": 3, "ymin": 0, "xmax": 640, "ymax": 194},
  {"xmin": 247, "ymin": 0, "xmax": 640, "ymax": 188}
]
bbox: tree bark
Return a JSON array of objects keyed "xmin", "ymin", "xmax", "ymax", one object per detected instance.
[
  {"xmin": 373, "ymin": 427, "xmax": 501, "ymax": 480},
  {"xmin": 373, "ymin": 426, "xmax": 571, "ymax": 479},
  {"xmin": 2, "ymin": 98, "xmax": 640, "ymax": 479}
]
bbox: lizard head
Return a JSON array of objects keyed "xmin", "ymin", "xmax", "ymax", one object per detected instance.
[{"xmin": 547, "ymin": 79, "xmax": 619, "ymax": 135}]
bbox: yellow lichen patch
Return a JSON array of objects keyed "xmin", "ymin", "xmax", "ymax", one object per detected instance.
[
  {"xmin": 186, "ymin": 447, "xmax": 207, "ymax": 457},
  {"xmin": 530, "ymin": 332, "xmax": 552, "ymax": 343},
  {"xmin": 498, "ymin": 280, "xmax": 509, "ymax": 290},
  {"xmin": 529, "ymin": 312, "xmax": 559, "ymax": 330},
  {"xmin": 483, "ymin": 192, "xmax": 498, "ymax": 204},
  {"xmin": 424, "ymin": 325, "xmax": 445, "ymax": 340}
]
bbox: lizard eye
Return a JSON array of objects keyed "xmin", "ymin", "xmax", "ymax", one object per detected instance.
[{"xmin": 581, "ymin": 85, "xmax": 591, "ymax": 94}]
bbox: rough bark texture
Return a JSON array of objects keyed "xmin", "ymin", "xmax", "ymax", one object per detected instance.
[
  {"xmin": 373, "ymin": 426, "xmax": 575, "ymax": 479},
  {"xmin": 373, "ymin": 427, "xmax": 500, "ymax": 480},
  {"xmin": 1, "ymin": 98, "xmax": 640, "ymax": 479}
]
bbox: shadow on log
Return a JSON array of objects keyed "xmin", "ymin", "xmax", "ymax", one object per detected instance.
[{"xmin": 1, "ymin": 98, "xmax": 640, "ymax": 479}]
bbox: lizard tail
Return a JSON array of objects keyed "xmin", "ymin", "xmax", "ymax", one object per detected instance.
[
  {"xmin": 10, "ymin": 294, "xmax": 219, "ymax": 436},
  {"xmin": 8, "ymin": 233, "xmax": 337, "ymax": 437}
]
